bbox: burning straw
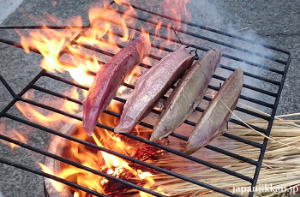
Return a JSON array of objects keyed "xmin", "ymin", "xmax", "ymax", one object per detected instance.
[
  {"xmin": 143, "ymin": 107, "xmax": 300, "ymax": 197},
  {"xmin": 45, "ymin": 100, "xmax": 300, "ymax": 197}
]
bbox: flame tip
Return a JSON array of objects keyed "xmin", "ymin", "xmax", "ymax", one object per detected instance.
[{"xmin": 15, "ymin": 0, "xmax": 192, "ymax": 194}]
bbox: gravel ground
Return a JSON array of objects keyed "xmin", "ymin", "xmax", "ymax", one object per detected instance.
[{"xmin": 0, "ymin": 0, "xmax": 299, "ymax": 196}]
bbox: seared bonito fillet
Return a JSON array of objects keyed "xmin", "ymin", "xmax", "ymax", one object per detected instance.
[
  {"xmin": 114, "ymin": 46, "xmax": 194, "ymax": 134},
  {"xmin": 82, "ymin": 34, "xmax": 151, "ymax": 136},
  {"xmin": 150, "ymin": 48, "xmax": 222, "ymax": 142},
  {"xmin": 185, "ymin": 67, "xmax": 243, "ymax": 155}
]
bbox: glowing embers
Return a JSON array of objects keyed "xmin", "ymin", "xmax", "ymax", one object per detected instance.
[
  {"xmin": 49, "ymin": 100, "xmax": 164, "ymax": 197},
  {"xmin": 12, "ymin": 0, "xmax": 195, "ymax": 196}
]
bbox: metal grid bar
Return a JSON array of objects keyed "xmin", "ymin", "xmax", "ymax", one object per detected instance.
[
  {"xmin": 47, "ymin": 24, "xmax": 279, "ymax": 100},
  {"xmin": 71, "ymin": 41, "xmax": 278, "ymax": 108},
  {"xmin": 14, "ymin": 76, "xmax": 255, "ymax": 181},
  {"xmin": 250, "ymin": 45, "xmax": 292, "ymax": 197},
  {"xmin": 43, "ymin": 71, "xmax": 268, "ymax": 136},
  {"xmin": 0, "ymin": 1, "xmax": 291, "ymax": 196},
  {"xmin": 0, "ymin": 115, "xmax": 166, "ymax": 197},
  {"xmin": 101, "ymin": 7, "xmax": 285, "ymax": 74},
  {"xmin": 0, "ymin": 157, "xmax": 107, "ymax": 197},
  {"xmin": 117, "ymin": 2, "xmax": 289, "ymax": 60}
]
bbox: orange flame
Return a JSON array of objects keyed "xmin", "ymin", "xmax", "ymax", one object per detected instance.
[
  {"xmin": 16, "ymin": 0, "xmax": 191, "ymax": 92},
  {"xmin": 206, "ymin": 90, "xmax": 216, "ymax": 99},
  {"xmin": 0, "ymin": 121, "xmax": 27, "ymax": 150},
  {"xmin": 117, "ymin": 65, "xmax": 141, "ymax": 94},
  {"xmin": 15, "ymin": 88, "xmax": 80, "ymax": 127},
  {"xmin": 67, "ymin": 65, "xmax": 95, "ymax": 87},
  {"xmin": 73, "ymin": 191, "xmax": 79, "ymax": 197},
  {"xmin": 36, "ymin": 100, "xmax": 157, "ymax": 196},
  {"xmin": 38, "ymin": 162, "xmax": 64, "ymax": 192},
  {"xmin": 211, "ymin": 90, "xmax": 216, "ymax": 99},
  {"xmin": 13, "ymin": 0, "xmax": 192, "ymax": 196},
  {"xmin": 155, "ymin": 21, "xmax": 162, "ymax": 37},
  {"xmin": 9, "ymin": 132, "xmax": 27, "ymax": 150},
  {"xmin": 164, "ymin": 0, "xmax": 191, "ymax": 25}
]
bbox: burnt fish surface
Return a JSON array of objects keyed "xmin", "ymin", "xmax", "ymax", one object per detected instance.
[
  {"xmin": 184, "ymin": 67, "xmax": 243, "ymax": 155},
  {"xmin": 114, "ymin": 46, "xmax": 194, "ymax": 133},
  {"xmin": 82, "ymin": 34, "xmax": 151, "ymax": 136},
  {"xmin": 150, "ymin": 48, "xmax": 222, "ymax": 142}
]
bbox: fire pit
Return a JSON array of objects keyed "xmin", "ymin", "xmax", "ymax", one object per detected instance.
[{"xmin": 0, "ymin": 0, "xmax": 291, "ymax": 196}]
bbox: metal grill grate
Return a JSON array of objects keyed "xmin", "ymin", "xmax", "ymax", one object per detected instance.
[{"xmin": 0, "ymin": 1, "xmax": 291, "ymax": 196}]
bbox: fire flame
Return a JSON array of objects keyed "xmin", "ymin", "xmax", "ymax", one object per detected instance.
[
  {"xmin": 0, "ymin": 121, "xmax": 27, "ymax": 150},
  {"xmin": 117, "ymin": 65, "xmax": 141, "ymax": 94},
  {"xmin": 211, "ymin": 90, "xmax": 216, "ymax": 99},
  {"xmin": 15, "ymin": 88, "xmax": 80, "ymax": 127},
  {"xmin": 55, "ymin": 100, "xmax": 158, "ymax": 196},
  {"xmin": 9, "ymin": 132, "xmax": 26, "ymax": 149},
  {"xmin": 16, "ymin": 0, "xmax": 191, "ymax": 92},
  {"xmin": 207, "ymin": 90, "xmax": 216, "ymax": 99},
  {"xmin": 11, "ymin": 0, "xmax": 192, "ymax": 196},
  {"xmin": 38, "ymin": 162, "xmax": 64, "ymax": 192}
]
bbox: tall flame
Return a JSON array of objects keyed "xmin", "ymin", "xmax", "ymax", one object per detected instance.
[
  {"xmin": 53, "ymin": 101, "xmax": 157, "ymax": 196},
  {"xmin": 12, "ymin": 0, "xmax": 192, "ymax": 196}
]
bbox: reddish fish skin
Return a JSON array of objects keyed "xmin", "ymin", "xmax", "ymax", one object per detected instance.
[
  {"xmin": 150, "ymin": 48, "xmax": 222, "ymax": 142},
  {"xmin": 184, "ymin": 67, "xmax": 243, "ymax": 155},
  {"xmin": 82, "ymin": 34, "xmax": 151, "ymax": 136},
  {"xmin": 114, "ymin": 46, "xmax": 194, "ymax": 133}
]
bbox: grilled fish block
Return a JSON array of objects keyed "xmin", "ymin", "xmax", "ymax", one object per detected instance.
[
  {"xmin": 150, "ymin": 48, "xmax": 222, "ymax": 142},
  {"xmin": 185, "ymin": 67, "xmax": 243, "ymax": 155},
  {"xmin": 82, "ymin": 34, "xmax": 151, "ymax": 136},
  {"xmin": 114, "ymin": 46, "xmax": 194, "ymax": 133}
]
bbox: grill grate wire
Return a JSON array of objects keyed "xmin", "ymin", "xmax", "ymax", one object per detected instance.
[{"xmin": 0, "ymin": 1, "xmax": 291, "ymax": 196}]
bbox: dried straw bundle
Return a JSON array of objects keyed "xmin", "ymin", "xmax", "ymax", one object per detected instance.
[{"xmin": 142, "ymin": 108, "xmax": 300, "ymax": 197}]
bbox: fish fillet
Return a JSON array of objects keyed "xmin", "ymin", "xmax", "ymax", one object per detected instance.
[
  {"xmin": 114, "ymin": 46, "xmax": 194, "ymax": 133},
  {"xmin": 150, "ymin": 48, "xmax": 222, "ymax": 142},
  {"xmin": 82, "ymin": 34, "xmax": 151, "ymax": 135},
  {"xmin": 185, "ymin": 67, "xmax": 243, "ymax": 155}
]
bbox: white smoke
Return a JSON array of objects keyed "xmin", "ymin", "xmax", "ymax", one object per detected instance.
[{"xmin": 185, "ymin": 0, "xmax": 278, "ymax": 117}]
